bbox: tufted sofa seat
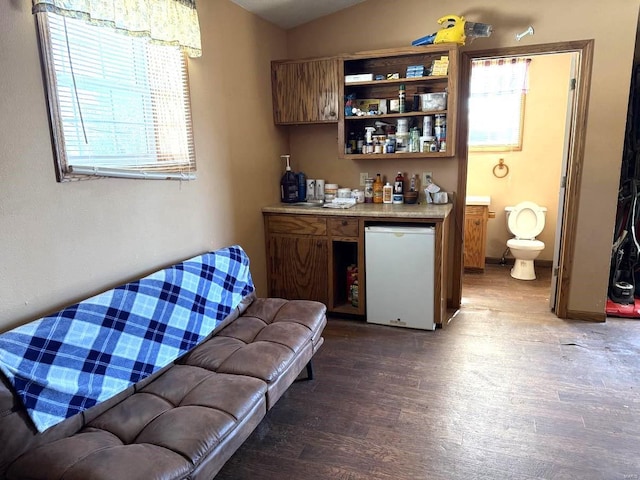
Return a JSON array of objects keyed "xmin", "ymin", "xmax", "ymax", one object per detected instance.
[{"xmin": 0, "ymin": 296, "xmax": 326, "ymax": 480}]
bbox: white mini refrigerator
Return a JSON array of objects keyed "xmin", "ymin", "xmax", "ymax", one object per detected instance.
[{"xmin": 365, "ymin": 225, "xmax": 435, "ymax": 330}]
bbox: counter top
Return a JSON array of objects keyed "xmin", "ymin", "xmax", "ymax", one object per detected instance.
[
  {"xmin": 466, "ymin": 195, "xmax": 491, "ymax": 206},
  {"xmin": 262, "ymin": 202, "xmax": 452, "ymax": 219}
]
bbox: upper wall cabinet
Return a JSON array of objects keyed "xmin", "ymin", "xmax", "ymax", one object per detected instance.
[
  {"xmin": 271, "ymin": 57, "xmax": 340, "ymax": 125},
  {"xmin": 339, "ymin": 44, "xmax": 459, "ymax": 159}
]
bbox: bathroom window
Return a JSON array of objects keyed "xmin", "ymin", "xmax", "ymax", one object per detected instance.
[
  {"xmin": 468, "ymin": 57, "xmax": 531, "ymax": 152},
  {"xmin": 35, "ymin": 10, "xmax": 197, "ymax": 181}
]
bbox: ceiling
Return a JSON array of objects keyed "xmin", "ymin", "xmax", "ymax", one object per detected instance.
[{"xmin": 228, "ymin": 0, "xmax": 367, "ymax": 29}]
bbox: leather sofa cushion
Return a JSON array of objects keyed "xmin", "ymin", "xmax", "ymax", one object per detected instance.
[
  {"xmin": 7, "ymin": 367, "xmax": 267, "ymax": 480},
  {"xmin": 180, "ymin": 298, "xmax": 326, "ymax": 383}
]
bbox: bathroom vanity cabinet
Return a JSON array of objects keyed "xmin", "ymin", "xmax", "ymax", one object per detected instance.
[
  {"xmin": 464, "ymin": 205, "xmax": 489, "ymax": 270},
  {"xmin": 263, "ymin": 203, "xmax": 452, "ymax": 326}
]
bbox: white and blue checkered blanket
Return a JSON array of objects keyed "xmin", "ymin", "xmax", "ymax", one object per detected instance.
[{"xmin": 0, "ymin": 245, "xmax": 254, "ymax": 432}]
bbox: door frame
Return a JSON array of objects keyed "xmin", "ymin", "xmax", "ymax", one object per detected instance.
[{"xmin": 452, "ymin": 40, "xmax": 594, "ymax": 318}]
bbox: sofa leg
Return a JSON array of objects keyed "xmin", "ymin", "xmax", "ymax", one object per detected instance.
[{"xmin": 295, "ymin": 361, "xmax": 314, "ymax": 382}]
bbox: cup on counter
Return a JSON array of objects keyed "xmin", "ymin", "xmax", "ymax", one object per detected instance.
[{"xmin": 306, "ymin": 179, "xmax": 316, "ymax": 201}]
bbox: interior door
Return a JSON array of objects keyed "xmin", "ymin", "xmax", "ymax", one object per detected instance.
[{"xmin": 550, "ymin": 53, "xmax": 579, "ymax": 310}]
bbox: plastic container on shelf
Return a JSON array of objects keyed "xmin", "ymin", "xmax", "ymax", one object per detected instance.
[{"xmin": 420, "ymin": 93, "xmax": 447, "ymax": 111}]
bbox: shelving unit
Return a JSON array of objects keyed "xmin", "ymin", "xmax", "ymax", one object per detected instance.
[{"xmin": 339, "ymin": 44, "xmax": 459, "ymax": 160}]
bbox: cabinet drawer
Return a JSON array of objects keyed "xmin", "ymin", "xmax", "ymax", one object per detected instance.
[
  {"xmin": 328, "ymin": 218, "xmax": 359, "ymax": 237},
  {"xmin": 268, "ymin": 215, "xmax": 327, "ymax": 235},
  {"xmin": 465, "ymin": 205, "xmax": 488, "ymax": 217}
]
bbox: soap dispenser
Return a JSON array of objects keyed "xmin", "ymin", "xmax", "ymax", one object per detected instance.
[{"xmin": 280, "ymin": 155, "xmax": 298, "ymax": 203}]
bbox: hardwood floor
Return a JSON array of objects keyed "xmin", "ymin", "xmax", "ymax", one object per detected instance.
[{"xmin": 216, "ymin": 265, "xmax": 640, "ymax": 479}]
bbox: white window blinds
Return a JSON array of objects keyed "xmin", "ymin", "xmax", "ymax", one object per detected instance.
[
  {"xmin": 38, "ymin": 12, "xmax": 196, "ymax": 180},
  {"xmin": 468, "ymin": 57, "xmax": 531, "ymax": 151}
]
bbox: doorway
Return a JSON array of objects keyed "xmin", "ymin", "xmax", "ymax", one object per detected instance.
[
  {"xmin": 464, "ymin": 51, "xmax": 577, "ymax": 312},
  {"xmin": 452, "ymin": 41, "xmax": 595, "ymax": 319}
]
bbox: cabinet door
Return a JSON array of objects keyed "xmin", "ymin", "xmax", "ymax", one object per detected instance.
[
  {"xmin": 464, "ymin": 206, "xmax": 488, "ymax": 270},
  {"xmin": 268, "ymin": 235, "xmax": 329, "ymax": 305},
  {"xmin": 272, "ymin": 58, "xmax": 339, "ymax": 125}
]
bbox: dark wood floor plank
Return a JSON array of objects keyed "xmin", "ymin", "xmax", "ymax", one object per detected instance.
[{"xmin": 215, "ymin": 265, "xmax": 640, "ymax": 479}]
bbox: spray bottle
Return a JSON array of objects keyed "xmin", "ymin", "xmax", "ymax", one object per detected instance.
[{"xmin": 280, "ymin": 155, "xmax": 298, "ymax": 203}]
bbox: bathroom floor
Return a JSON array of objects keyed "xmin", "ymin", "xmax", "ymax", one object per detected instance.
[{"xmin": 461, "ymin": 263, "xmax": 553, "ymax": 315}]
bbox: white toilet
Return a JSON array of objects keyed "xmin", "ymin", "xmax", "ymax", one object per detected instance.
[{"xmin": 505, "ymin": 201, "xmax": 547, "ymax": 280}]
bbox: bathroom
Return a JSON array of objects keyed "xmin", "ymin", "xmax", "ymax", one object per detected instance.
[{"xmin": 465, "ymin": 51, "xmax": 576, "ymax": 292}]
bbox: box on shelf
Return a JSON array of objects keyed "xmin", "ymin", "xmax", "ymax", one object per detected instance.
[
  {"xmin": 345, "ymin": 73, "xmax": 374, "ymax": 83},
  {"xmin": 356, "ymin": 98, "xmax": 387, "ymax": 114},
  {"xmin": 431, "ymin": 56, "xmax": 449, "ymax": 76},
  {"xmin": 406, "ymin": 65, "xmax": 425, "ymax": 78}
]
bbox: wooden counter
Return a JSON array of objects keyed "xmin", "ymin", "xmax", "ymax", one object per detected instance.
[{"xmin": 262, "ymin": 202, "xmax": 452, "ymax": 327}]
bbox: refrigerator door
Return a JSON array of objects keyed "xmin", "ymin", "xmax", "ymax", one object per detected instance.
[{"xmin": 365, "ymin": 226, "xmax": 435, "ymax": 330}]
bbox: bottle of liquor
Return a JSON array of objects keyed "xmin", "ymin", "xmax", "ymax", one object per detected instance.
[
  {"xmin": 373, "ymin": 173, "xmax": 383, "ymax": 204},
  {"xmin": 394, "ymin": 171, "xmax": 404, "ymax": 194}
]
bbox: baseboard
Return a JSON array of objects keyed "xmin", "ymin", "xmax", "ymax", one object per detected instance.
[{"xmin": 565, "ymin": 309, "xmax": 606, "ymax": 322}]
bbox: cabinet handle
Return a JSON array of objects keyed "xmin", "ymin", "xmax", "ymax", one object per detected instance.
[
  {"xmin": 341, "ymin": 220, "xmax": 348, "ymax": 226},
  {"xmin": 474, "ymin": 220, "xmax": 481, "ymax": 226}
]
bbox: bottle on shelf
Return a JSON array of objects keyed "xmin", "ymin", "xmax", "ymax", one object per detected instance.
[
  {"xmin": 383, "ymin": 182, "xmax": 393, "ymax": 204},
  {"xmin": 409, "ymin": 173, "xmax": 418, "ymax": 192},
  {"xmin": 399, "ymin": 83, "xmax": 406, "ymax": 114},
  {"xmin": 435, "ymin": 114, "xmax": 446, "ymax": 150},
  {"xmin": 409, "ymin": 127, "xmax": 421, "ymax": 153},
  {"xmin": 393, "ymin": 172, "xmax": 404, "ymax": 204},
  {"xmin": 373, "ymin": 173, "xmax": 383, "ymax": 203},
  {"xmin": 364, "ymin": 178, "xmax": 374, "ymax": 203},
  {"xmin": 394, "ymin": 172, "xmax": 404, "ymax": 195},
  {"xmin": 348, "ymin": 131, "xmax": 357, "ymax": 153}
]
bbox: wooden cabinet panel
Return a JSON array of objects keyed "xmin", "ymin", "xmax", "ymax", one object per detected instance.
[
  {"xmin": 328, "ymin": 218, "xmax": 359, "ymax": 237},
  {"xmin": 464, "ymin": 205, "xmax": 489, "ymax": 270},
  {"xmin": 268, "ymin": 215, "xmax": 327, "ymax": 235},
  {"xmin": 267, "ymin": 235, "xmax": 329, "ymax": 306},
  {"xmin": 272, "ymin": 58, "xmax": 339, "ymax": 125}
]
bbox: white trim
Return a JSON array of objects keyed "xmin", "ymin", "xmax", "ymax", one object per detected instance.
[{"xmin": 68, "ymin": 165, "xmax": 196, "ymax": 180}]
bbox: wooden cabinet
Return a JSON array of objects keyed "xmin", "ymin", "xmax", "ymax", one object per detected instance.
[
  {"xmin": 339, "ymin": 44, "xmax": 459, "ymax": 159},
  {"xmin": 265, "ymin": 215, "xmax": 329, "ymax": 306},
  {"xmin": 464, "ymin": 205, "xmax": 489, "ymax": 270},
  {"xmin": 265, "ymin": 213, "xmax": 364, "ymax": 316},
  {"xmin": 264, "ymin": 208, "xmax": 451, "ymax": 327},
  {"xmin": 271, "ymin": 57, "xmax": 340, "ymax": 125}
]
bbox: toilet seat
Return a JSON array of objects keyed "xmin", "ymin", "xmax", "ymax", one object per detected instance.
[
  {"xmin": 507, "ymin": 201, "xmax": 546, "ymax": 239},
  {"xmin": 507, "ymin": 238, "xmax": 545, "ymax": 251}
]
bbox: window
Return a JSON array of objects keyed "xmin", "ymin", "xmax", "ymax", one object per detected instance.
[
  {"xmin": 468, "ymin": 57, "xmax": 531, "ymax": 151},
  {"xmin": 36, "ymin": 12, "xmax": 196, "ymax": 181}
]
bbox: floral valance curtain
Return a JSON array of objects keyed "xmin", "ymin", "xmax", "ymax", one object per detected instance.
[
  {"xmin": 470, "ymin": 57, "xmax": 531, "ymax": 95},
  {"xmin": 32, "ymin": 0, "xmax": 202, "ymax": 57}
]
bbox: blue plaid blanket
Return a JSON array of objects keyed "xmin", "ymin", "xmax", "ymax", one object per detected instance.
[{"xmin": 0, "ymin": 245, "xmax": 254, "ymax": 432}]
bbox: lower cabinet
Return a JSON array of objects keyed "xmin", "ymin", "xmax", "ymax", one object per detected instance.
[
  {"xmin": 264, "ymin": 213, "xmax": 364, "ymax": 315},
  {"xmin": 264, "ymin": 210, "xmax": 449, "ymax": 326},
  {"xmin": 267, "ymin": 235, "xmax": 329, "ymax": 306},
  {"xmin": 464, "ymin": 205, "xmax": 489, "ymax": 270}
]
